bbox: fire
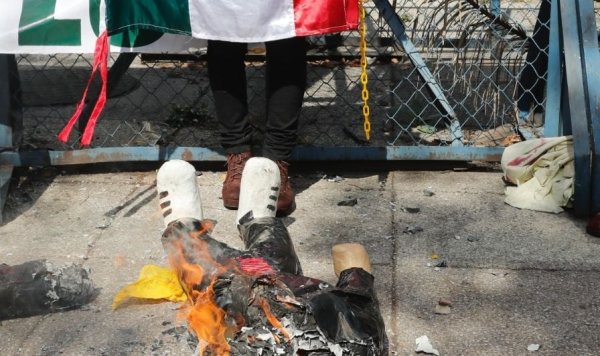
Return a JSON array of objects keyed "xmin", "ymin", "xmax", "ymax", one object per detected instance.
[
  {"xmin": 167, "ymin": 233, "xmax": 237, "ymax": 355},
  {"xmin": 182, "ymin": 276, "xmax": 230, "ymax": 356},
  {"xmin": 177, "ymin": 263, "xmax": 230, "ymax": 355},
  {"xmin": 259, "ymin": 298, "xmax": 291, "ymax": 342},
  {"xmin": 165, "ymin": 220, "xmax": 292, "ymax": 355}
]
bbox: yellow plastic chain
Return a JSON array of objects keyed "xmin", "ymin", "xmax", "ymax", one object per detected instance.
[{"xmin": 359, "ymin": 0, "xmax": 371, "ymax": 141}]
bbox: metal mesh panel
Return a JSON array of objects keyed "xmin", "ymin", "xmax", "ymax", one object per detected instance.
[
  {"xmin": 381, "ymin": 0, "xmax": 539, "ymax": 148},
  {"xmin": 12, "ymin": 1, "xmax": 597, "ymax": 152}
]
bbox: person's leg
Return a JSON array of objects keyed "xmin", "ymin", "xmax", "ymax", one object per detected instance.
[
  {"xmin": 207, "ymin": 40, "xmax": 252, "ymax": 152},
  {"xmin": 263, "ymin": 37, "xmax": 307, "ymax": 216},
  {"xmin": 263, "ymin": 37, "xmax": 306, "ymax": 161},
  {"xmin": 207, "ymin": 40, "xmax": 253, "ymax": 209}
]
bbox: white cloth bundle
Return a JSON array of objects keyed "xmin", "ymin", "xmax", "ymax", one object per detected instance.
[{"xmin": 501, "ymin": 136, "xmax": 574, "ymax": 213}]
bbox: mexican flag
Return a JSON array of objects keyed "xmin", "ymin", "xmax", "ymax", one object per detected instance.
[
  {"xmin": 60, "ymin": 0, "xmax": 359, "ymax": 145},
  {"xmin": 105, "ymin": 0, "xmax": 359, "ymax": 42}
]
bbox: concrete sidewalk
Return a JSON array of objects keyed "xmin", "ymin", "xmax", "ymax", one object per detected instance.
[{"xmin": 1, "ymin": 166, "xmax": 599, "ymax": 356}]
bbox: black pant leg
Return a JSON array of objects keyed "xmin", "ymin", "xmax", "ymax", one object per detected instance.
[
  {"xmin": 263, "ymin": 37, "xmax": 307, "ymax": 161},
  {"xmin": 237, "ymin": 216, "xmax": 303, "ymax": 275},
  {"xmin": 207, "ymin": 40, "xmax": 253, "ymax": 153},
  {"xmin": 304, "ymin": 268, "xmax": 387, "ymax": 354}
]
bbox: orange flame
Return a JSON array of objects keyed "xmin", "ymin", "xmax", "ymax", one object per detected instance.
[
  {"xmin": 167, "ymin": 230, "xmax": 237, "ymax": 355},
  {"xmin": 259, "ymin": 298, "xmax": 291, "ymax": 342},
  {"xmin": 166, "ymin": 221, "xmax": 292, "ymax": 354},
  {"xmin": 183, "ymin": 276, "xmax": 230, "ymax": 356}
]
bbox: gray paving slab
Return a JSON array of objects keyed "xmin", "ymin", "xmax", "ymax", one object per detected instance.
[
  {"xmin": 1, "ymin": 173, "xmax": 156, "ymax": 266},
  {"xmin": 288, "ymin": 172, "xmax": 393, "ymax": 283},
  {"xmin": 371, "ymin": 264, "xmax": 396, "ymax": 351},
  {"xmin": 392, "ymin": 171, "xmax": 598, "ymax": 271},
  {"xmin": 391, "ymin": 266, "xmax": 600, "ymax": 356},
  {"xmin": 391, "ymin": 170, "xmax": 600, "ymax": 356},
  {"xmin": 393, "ymin": 171, "xmax": 506, "ymax": 195},
  {"xmin": 0, "ymin": 317, "xmax": 42, "ymax": 355}
]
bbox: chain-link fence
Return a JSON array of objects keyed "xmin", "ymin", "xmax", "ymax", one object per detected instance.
[{"xmin": 11, "ymin": 1, "xmax": 597, "ymax": 155}]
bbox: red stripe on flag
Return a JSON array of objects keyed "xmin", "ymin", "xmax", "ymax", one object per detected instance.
[{"xmin": 294, "ymin": 0, "xmax": 359, "ymax": 36}]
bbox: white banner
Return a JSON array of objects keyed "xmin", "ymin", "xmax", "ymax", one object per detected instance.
[{"xmin": 0, "ymin": 0, "xmax": 206, "ymax": 54}]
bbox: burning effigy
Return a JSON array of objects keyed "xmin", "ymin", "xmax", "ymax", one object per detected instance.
[{"xmin": 135, "ymin": 158, "xmax": 387, "ymax": 355}]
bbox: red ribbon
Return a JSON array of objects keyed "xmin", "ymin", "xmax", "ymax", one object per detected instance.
[{"xmin": 58, "ymin": 30, "xmax": 109, "ymax": 146}]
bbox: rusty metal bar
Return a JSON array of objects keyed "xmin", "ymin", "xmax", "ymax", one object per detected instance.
[{"xmin": 0, "ymin": 146, "xmax": 504, "ymax": 167}]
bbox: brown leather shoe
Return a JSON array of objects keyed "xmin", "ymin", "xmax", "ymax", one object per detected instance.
[
  {"xmin": 587, "ymin": 213, "xmax": 600, "ymax": 237},
  {"xmin": 222, "ymin": 151, "xmax": 252, "ymax": 209},
  {"xmin": 275, "ymin": 161, "xmax": 296, "ymax": 216}
]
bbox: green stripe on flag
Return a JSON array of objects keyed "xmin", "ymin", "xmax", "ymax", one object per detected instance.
[{"xmin": 105, "ymin": 0, "xmax": 192, "ymax": 36}]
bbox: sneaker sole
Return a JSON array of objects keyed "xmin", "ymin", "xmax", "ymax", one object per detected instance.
[{"xmin": 223, "ymin": 198, "xmax": 239, "ymax": 210}]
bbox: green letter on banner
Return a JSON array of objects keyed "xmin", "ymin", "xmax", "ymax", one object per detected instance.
[{"xmin": 19, "ymin": 0, "xmax": 81, "ymax": 46}]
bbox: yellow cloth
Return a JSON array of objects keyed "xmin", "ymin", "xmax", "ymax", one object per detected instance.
[
  {"xmin": 501, "ymin": 136, "xmax": 574, "ymax": 213},
  {"xmin": 112, "ymin": 265, "xmax": 187, "ymax": 310}
]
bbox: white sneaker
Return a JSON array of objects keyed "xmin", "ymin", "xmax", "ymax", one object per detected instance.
[
  {"xmin": 156, "ymin": 160, "xmax": 203, "ymax": 227},
  {"xmin": 236, "ymin": 157, "xmax": 280, "ymax": 224}
]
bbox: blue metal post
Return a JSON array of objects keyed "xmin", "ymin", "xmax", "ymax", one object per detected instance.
[
  {"xmin": 543, "ymin": 0, "xmax": 562, "ymax": 137},
  {"xmin": 0, "ymin": 122, "xmax": 12, "ymax": 223},
  {"xmin": 0, "ymin": 55, "xmax": 19, "ymax": 223},
  {"xmin": 560, "ymin": 70, "xmax": 572, "ymax": 136},
  {"xmin": 372, "ymin": 0, "xmax": 464, "ymax": 146},
  {"xmin": 490, "ymin": 0, "xmax": 501, "ymax": 17},
  {"xmin": 559, "ymin": 0, "xmax": 592, "ymax": 217},
  {"xmin": 576, "ymin": 0, "xmax": 600, "ymax": 215}
]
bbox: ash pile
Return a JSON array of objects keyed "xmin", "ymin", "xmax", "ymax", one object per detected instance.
[
  {"xmin": 164, "ymin": 216, "xmax": 388, "ymax": 356},
  {"xmin": 228, "ymin": 273, "xmax": 386, "ymax": 356}
]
